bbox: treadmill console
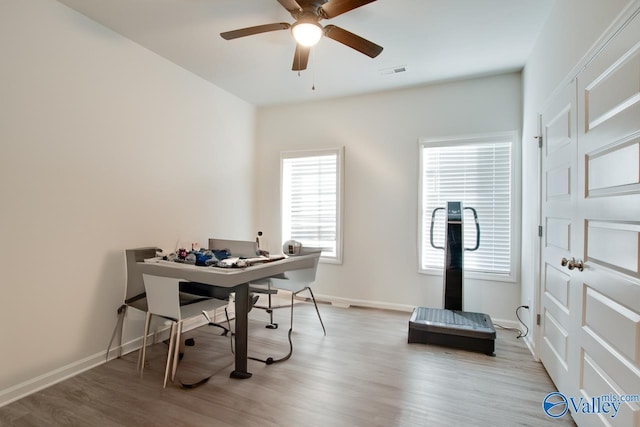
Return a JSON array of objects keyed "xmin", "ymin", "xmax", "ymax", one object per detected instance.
[{"xmin": 446, "ymin": 201, "xmax": 462, "ymax": 222}]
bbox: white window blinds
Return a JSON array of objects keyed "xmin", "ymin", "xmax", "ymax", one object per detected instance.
[
  {"xmin": 420, "ymin": 138, "xmax": 513, "ymax": 275},
  {"xmin": 281, "ymin": 149, "xmax": 342, "ymax": 262}
]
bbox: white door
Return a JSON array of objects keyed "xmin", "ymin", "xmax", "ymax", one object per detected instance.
[
  {"xmin": 573, "ymin": 11, "xmax": 640, "ymax": 427},
  {"xmin": 540, "ymin": 11, "xmax": 640, "ymax": 427},
  {"xmin": 539, "ymin": 80, "xmax": 579, "ymax": 400}
]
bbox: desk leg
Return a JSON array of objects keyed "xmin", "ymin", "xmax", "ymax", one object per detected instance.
[{"xmin": 230, "ymin": 283, "xmax": 252, "ymax": 379}]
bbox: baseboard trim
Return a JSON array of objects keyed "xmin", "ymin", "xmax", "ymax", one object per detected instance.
[
  {"xmin": 522, "ymin": 335, "xmax": 538, "ymax": 360},
  {"xmin": 0, "ymin": 307, "xmax": 232, "ymax": 408},
  {"xmin": 315, "ymin": 293, "xmax": 415, "ymax": 312},
  {"xmin": 0, "ymin": 350, "xmax": 107, "ymax": 408},
  {"xmin": 314, "ymin": 293, "xmax": 521, "ymax": 330}
]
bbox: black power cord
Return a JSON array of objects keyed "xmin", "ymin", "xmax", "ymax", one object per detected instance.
[
  {"xmin": 493, "ymin": 305, "xmax": 530, "ymax": 339},
  {"xmin": 515, "ymin": 305, "xmax": 530, "ymax": 339}
]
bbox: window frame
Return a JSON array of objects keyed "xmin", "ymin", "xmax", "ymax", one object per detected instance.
[
  {"xmin": 280, "ymin": 147, "xmax": 344, "ymax": 265},
  {"xmin": 417, "ymin": 131, "xmax": 520, "ymax": 283}
]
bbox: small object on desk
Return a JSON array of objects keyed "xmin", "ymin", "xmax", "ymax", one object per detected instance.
[
  {"xmin": 212, "ymin": 249, "xmax": 231, "ymax": 260},
  {"xmin": 217, "ymin": 257, "xmax": 241, "ymax": 268},
  {"xmin": 243, "ymin": 256, "xmax": 270, "ymax": 265},
  {"xmin": 256, "ymin": 231, "xmax": 270, "ymax": 257},
  {"xmin": 242, "ymin": 254, "xmax": 287, "ymax": 265},
  {"xmin": 283, "ymin": 240, "xmax": 302, "ymax": 256}
]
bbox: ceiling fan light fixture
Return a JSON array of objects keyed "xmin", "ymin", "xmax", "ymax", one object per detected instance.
[{"xmin": 291, "ymin": 21, "xmax": 323, "ymax": 47}]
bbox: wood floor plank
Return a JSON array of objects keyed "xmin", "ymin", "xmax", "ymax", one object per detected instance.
[{"xmin": 0, "ymin": 300, "xmax": 575, "ymax": 426}]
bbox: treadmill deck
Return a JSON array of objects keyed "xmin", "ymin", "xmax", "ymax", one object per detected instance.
[{"xmin": 408, "ymin": 306, "xmax": 496, "ymax": 355}]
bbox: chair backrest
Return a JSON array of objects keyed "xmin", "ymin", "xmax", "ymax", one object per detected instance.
[
  {"xmin": 125, "ymin": 247, "xmax": 160, "ymax": 302},
  {"xmin": 283, "ymin": 249, "xmax": 322, "ymax": 283},
  {"xmin": 208, "ymin": 238, "xmax": 258, "ymax": 258},
  {"xmin": 142, "ymin": 274, "xmax": 182, "ymax": 321}
]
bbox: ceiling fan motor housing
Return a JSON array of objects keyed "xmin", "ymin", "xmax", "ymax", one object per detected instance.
[{"xmin": 287, "ymin": 0, "xmax": 331, "ymax": 18}]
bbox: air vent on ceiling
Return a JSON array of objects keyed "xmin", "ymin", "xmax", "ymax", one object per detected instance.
[{"xmin": 380, "ymin": 65, "xmax": 407, "ymax": 75}]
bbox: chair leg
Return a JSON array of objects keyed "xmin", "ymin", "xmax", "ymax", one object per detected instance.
[
  {"xmin": 224, "ymin": 308, "xmax": 234, "ymax": 353},
  {"xmin": 251, "ymin": 283, "xmax": 279, "ymax": 329},
  {"xmin": 203, "ymin": 309, "xmax": 231, "ymax": 336},
  {"xmin": 265, "ymin": 286, "xmax": 277, "ymax": 329},
  {"xmin": 139, "ymin": 312, "xmax": 152, "ymax": 375},
  {"xmin": 163, "ymin": 322, "xmax": 177, "ymax": 388},
  {"xmin": 304, "ymin": 287, "xmax": 326, "ymax": 336},
  {"xmin": 106, "ymin": 305, "xmax": 127, "ymax": 361},
  {"xmin": 249, "ymin": 287, "xmax": 325, "ymax": 366},
  {"xmin": 171, "ymin": 322, "xmax": 183, "ymax": 383}
]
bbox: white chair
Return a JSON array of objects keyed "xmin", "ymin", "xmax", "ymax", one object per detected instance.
[
  {"xmin": 205, "ymin": 237, "xmax": 264, "ymax": 311},
  {"xmin": 205, "ymin": 239, "xmax": 324, "ymax": 364},
  {"xmin": 106, "ymin": 247, "xmax": 206, "ymax": 360},
  {"xmin": 176, "ymin": 238, "xmax": 262, "ymax": 333},
  {"xmin": 207, "ymin": 238, "xmax": 259, "ymax": 259},
  {"xmin": 251, "ymin": 249, "xmax": 325, "ymax": 364},
  {"xmin": 139, "ymin": 274, "xmax": 229, "ymax": 387}
]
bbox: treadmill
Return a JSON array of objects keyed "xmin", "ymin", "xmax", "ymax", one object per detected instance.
[{"xmin": 408, "ymin": 201, "xmax": 496, "ymax": 355}]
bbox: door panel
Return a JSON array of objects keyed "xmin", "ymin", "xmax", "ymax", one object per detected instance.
[
  {"xmin": 572, "ymin": 10, "xmax": 640, "ymax": 427},
  {"xmin": 546, "ymin": 217, "xmax": 572, "ymax": 251},
  {"xmin": 581, "ymin": 352, "xmax": 639, "ymax": 427},
  {"xmin": 547, "ymin": 166, "xmax": 572, "ymax": 198},
  {"xmin": 540, "ymin": 81, "xmax": 578, "ymax": 396},
  {"xmin": 538, "ymin": 9, "xmax": 640, "ymax": 426},
  {"xmin": 582, "ymin": 9, "xmax": 640, "ymax": 138},
  {"xmin": 586, "ymin": 138, "xmax": 640, "ymax": 195},
  {"xmin": 544, "ymin": 263, "xmax": 571, "ymax": 310},
  {"xmin": 586, "ymin": 220, "xmax": 640, "ymax": 276},
  {"xmin": 543, "ymin": 309, "xmax": 570, "ymax": 367},
  {"xmin": 583, "ymin": 286, "xmax": 640, "ymax": 363}
]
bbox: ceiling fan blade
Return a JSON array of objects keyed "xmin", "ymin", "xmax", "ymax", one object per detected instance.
[
  {"xmin": 320, "ymin": 0, "xmax": 377, "ymax": 19},
  {"xmin": 220, "ymin": 23, "xmax": 291, "ymax": 40},
  {"xmin": 324, "ymin": 25, "xmax": 383, "ymax": 58},
  {"xmin": 292, "ymin": 44, "xmax": 310, "ymax": 71},
  {"xmin": 277, "ymin": 0, "xmax": 302, "ymax": 13}
]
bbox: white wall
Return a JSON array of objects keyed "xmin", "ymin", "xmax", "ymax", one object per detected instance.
[
  {"xmin": 520, "ymin": 0, "xmax": 635, "ymax": 354},
  {"xmin": 0, "ymin": 0, "xmax": 255, "ymax": 403},
  {"xmin": 255, "ymin": 73, "xmax": 523, "ymax": 321}
]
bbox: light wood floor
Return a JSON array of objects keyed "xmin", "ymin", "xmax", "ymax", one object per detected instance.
[{"xmin": 0, "ymin": 298, "xmax": 575, "ymax": 427}]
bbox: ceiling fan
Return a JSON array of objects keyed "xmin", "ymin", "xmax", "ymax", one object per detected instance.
[{"xmin": 220, "ymin": 0, "xmax": 383, "ymax": 71}]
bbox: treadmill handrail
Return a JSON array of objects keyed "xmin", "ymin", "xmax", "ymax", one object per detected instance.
[
  {"xmin": 429, "ymin": 207, "xmax": 445, "ymax": 250},
  {"xmin": 464, "ymin": 207, "xmax": 480, "ymax": 251}
]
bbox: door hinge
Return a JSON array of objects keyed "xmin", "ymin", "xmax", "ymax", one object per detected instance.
[
  {"xmin": 535, "ymin": 135, "xmax": 543, "ymax": 148},
  {"xmin": 538, "ymin": 225, "xmax": 543, "ymax": 237},
  {"xmin": 536, "ymin": 314, "xmax": 541, "ymax": 325}
]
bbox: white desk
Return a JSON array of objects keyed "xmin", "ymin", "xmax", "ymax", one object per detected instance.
[{"xmin": 137, "ymin": 252, "xmax": 320, "ymax": 379}]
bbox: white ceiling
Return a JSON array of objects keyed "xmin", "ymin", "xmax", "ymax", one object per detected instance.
[{"xmin": 56, "ymin": 0, "xmax": 555, "ymax": 106}]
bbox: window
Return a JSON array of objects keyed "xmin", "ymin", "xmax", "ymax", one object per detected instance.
[
  {"xmin": 281, "ymin": 148, "xmax": 343, "ymax": 263},
  {"xmin": 419, "ymin": 132, "xmax": 517, "ymax": 281}
]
